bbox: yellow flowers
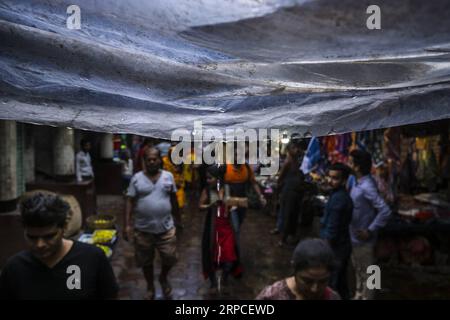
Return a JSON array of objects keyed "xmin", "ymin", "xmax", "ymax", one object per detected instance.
[
  {"xmin": 87, "ymin": 214, "xmax": 116, "ymax": 230},
  {"xmin": 92, "ymin": 229, "xmax": 117, "ymax": 244},
  {"xmin": 94, "ymin": 219, "xmax": 112, "ymax": 229},
  {"xmin": 96, "ymin": 244, "xmax": 112, "ymax": 258}
]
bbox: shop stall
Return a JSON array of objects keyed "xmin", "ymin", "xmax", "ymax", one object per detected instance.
[{"xmin": 299, "ymin": 119, "xmax": 450, "ymax": 299}]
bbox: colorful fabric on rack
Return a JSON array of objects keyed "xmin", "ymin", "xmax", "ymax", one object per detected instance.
[
  {"xmin": 371, "ymin": 131, "xmax": 384, "ymax": 167},
  {"xmin": 383, "ymin": 127, "xmax": 401, "ymax": 163},
  {"xmin": 322, "ymin": 133, "xmax": 351, "ymax": 164},
  {"xmin": 399, "ymin": 138, "xmax": 418, "ymax": 193},
  {"xmin": 416, "ymin": 138, "xmax": 439, "ymax": 191},
  {"xmin": 301, "ymin": 137, "xmax": 321, "ymax": 174}
]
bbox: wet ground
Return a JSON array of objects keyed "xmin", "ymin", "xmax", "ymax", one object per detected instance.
[{"xmin": 97, "ymin": 193, "xmax": 310, "ymax": 300}]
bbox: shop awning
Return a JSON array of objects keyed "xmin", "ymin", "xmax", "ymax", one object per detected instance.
[{"xmin": 1, "ymin": 0, "xmax": 450, "ymax": 138}]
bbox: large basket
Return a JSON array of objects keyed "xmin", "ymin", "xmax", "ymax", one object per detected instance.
[{"xmin": 86, "ymin": 214, "xmax": 116, "ymax": 230}]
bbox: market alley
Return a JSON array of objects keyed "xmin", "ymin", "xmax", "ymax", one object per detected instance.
[{"xmin": 100, "ymin": 194, "xmax": 295, "ymax": 300}]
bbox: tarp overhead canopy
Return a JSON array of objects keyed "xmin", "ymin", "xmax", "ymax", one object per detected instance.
[{"xmin": 1, "ymin": 0, "xmax": 450, "ymax": 139}]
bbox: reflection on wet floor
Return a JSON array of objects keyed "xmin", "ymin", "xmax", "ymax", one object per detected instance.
[{"xmin": 98, "ymin": 194, "xmax": 309, "ymax": 300}]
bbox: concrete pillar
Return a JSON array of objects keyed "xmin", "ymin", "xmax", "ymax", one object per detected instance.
[
  {"xmin": 100, "ymin": 133, "xmax": 114, "ymax": 159},
  {"xmin": 24, "ymin": 125, "xmax": 35, "ymax": 183},
  {"xmin": 0, "ymin": 120, "xmax": 17, "ymax": 201},
  {"xmin": 0, "ymin": 120, "xmax": 18, "ymax": 212},
  {"xmin": 53, "ymin": 127, "xmax": 75, "ymax": 178}
]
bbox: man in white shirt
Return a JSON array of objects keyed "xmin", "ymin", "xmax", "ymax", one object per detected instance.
[
  {"xmin": 76, "ymin": 139, "xmax": 94, "ymax": 182},
  {"xmin": 124, "ymin": 147, "xmax": 179, "ymax": 300}
]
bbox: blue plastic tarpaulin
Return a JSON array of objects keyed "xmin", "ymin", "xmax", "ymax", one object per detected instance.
[{"xmin": 1, "ymin": 0, "xmax": 450, "ymax": 138}]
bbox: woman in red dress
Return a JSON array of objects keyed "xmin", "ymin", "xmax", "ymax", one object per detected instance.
[{"xmin": 200, "ymin": 171, "xmax": 243, "ymax": 293}]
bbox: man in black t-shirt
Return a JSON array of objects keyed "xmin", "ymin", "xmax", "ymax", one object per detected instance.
[{"xmin": 0, "ymin": 193, "xmax": 118, "ymax": 300}]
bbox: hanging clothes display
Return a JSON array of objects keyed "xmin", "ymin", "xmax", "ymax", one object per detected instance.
[
  {"xmin": 384, "ymin": 128, "xmax": 402, "ymax": 163},
  {"xmin": 300, "ymin": 137, "xmax": 321, "ymax": 174},
  {"xmin": 335, "ymin": 133, "xmax": 352, "ymax": 164},
  {"xmin": 355, "ymin": 131, "xmax": 370, "ymax": 152},
  {"xmin": 374, "ymin": 166, "xmax": 395, "ymax": 205},
  {"xmin": 321, "ymin": 133, "xmax": 351, "ymax": 165},
  {"xmin": 354, "ymin": 130, "xmax": 384, "ymax": 168},
  {"xmin": 350, "ymin": 132, "xmax": 358, "ymax": 151},
  {"xmin": 371, "ymin": 131, "xmax": 385, "ymax": 168},
  {"xmin": 416, "ymin": 137, "xmax": 440, "ymax": 192},
  {"xmin": 399, "ymin": 137, "xmax": 418, "ymax": 194},
  {"xmin": 383, "ymin": 127, "xmax": 402, "ymax": 203}
]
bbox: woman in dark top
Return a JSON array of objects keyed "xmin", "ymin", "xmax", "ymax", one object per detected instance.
[
  {"xmin": 277, "ymin": 141, "xmax": 306, "ymax": 246},
  {"xmin": 256, "ymin": 238, "xmax": 340, "ymax": 300}
]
